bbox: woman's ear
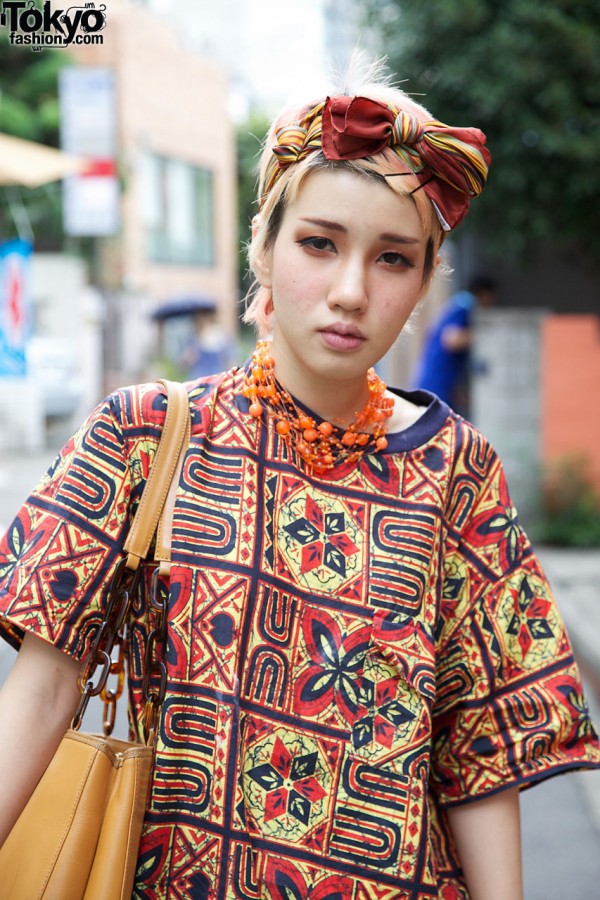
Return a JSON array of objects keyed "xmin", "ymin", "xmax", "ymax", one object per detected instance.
[
  {"xmin": 253, "ymin": 247, "xmax": 273, "ymax": 289},
  {"xmin": 250, "ymin": 214, "xmax": 273, "ymax": 288}
]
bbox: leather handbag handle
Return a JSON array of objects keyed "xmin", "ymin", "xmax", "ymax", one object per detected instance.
[
  {"xmin": 123, "ymin": 379, "xmax": 190, "ymax": 571},
  {"xmin": 154, "ymin": 383, "xmax": 191, "ymax": 574}
]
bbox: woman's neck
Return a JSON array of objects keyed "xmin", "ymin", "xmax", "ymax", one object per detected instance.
[
  {"xmin": 271, "ymin": 356, "xmax": 373, "ymax": 429},
  {"xmin": 282, "ymin": 366, "xmax": 369, "ymax": 428}
]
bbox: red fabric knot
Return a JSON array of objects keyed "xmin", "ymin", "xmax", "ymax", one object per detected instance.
[{"xmin": 322, "ymin": 96, "xmax": 397, "ymax": 160}]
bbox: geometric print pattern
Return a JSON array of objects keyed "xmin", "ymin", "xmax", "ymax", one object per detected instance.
[{"xmin": 1, "ymin": 367, "xmax": 599, "ymax": 899}]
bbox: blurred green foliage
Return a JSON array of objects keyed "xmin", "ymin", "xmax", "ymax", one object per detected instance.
[
  {"xmin": 236, "ymin": 112, "xmax": 269, "ymax": 304},
  {"xmin": 0, "ymin": 26, "xmax": 68, "ymax": 247},
  {"xmin": 360, "ymin": 0, "xmax": 600, "ymax": 265},
  {"xmin": 537, "ymin": 456, "xmax": 600, "ymax": 548},
  {"xmin": 0, "ymin": 23, "xmax": 67, "ymax": 144}
]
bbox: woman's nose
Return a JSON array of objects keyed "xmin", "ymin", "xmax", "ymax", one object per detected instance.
[{"xmin": 327, "ymin": 259, "xmax": 368, "ymax": 312}]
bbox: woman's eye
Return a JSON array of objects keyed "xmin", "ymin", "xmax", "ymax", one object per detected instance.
[
  {"xmin": 379, "ymin": 251, "xmax": 415, "ymax": 268},
  {"xmin": 298, "ymin": 236, "xmax": 335, "ymax": 252}
]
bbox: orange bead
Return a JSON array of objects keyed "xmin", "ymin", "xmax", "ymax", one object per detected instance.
[
  {"xmin": 342, "ymin": 432, "xmax": 356, "ymax": 446},
  {"xmin": 375, "ymin": 436, "xmax": 388, "ymax": 450},
  {"xmin": 318, "ymin": 421, "xmax": 334, "ymax": 437},
  {"xmin": 356, "ymin": 433, "xmax": 370, "ymax": 446},
  {"xmin": 276, "ymin": 420, "xmax": 291, "ymax": 435},
  {"xmin": 262, "ymin": 354, "xmax": 275, "ymax": 368},
  {"xmin": 323, "ymin": 453, "xmax": 334, "ymax": 466},
  {"xmin": 303, "ymin": 428, "xmax": 318, "ymax": 443},
  {"xmin": 252, "ymin": 366, "xmax": 263, "ymax": 380},
  {"xmin": 249, "ymin": 403, "xmax": 263, "ymax": 418},
  {"xmin": 298, "ymin": 415, "xmax": 313, "ymax": 430}
]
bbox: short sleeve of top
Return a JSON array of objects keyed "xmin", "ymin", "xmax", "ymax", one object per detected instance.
[
  {"xmin": 0, "ymin": 384, "xmax": 163, "ymax": 660},
  {"xmin": 430, "ymin": 423, "xmax": 600, "ymax": 806}
]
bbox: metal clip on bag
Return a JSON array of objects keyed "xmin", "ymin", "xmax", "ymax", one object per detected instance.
[{"xmin": 0, "ymin": 379, "xmax": 190, "ymax": 900}]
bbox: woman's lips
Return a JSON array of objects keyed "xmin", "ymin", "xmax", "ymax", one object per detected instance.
[{"xmin": 319, "ymin": 328, "xmax": 365, "ymax": 352}]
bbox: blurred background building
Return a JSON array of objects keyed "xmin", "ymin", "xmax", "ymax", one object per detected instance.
[
  {"xmin": 68, "ymin": 0, "xmax": 238, "ymax": 386},
  {"xmin": 1, "ymin": 0, "xmax": 238, "ymax": 449}
]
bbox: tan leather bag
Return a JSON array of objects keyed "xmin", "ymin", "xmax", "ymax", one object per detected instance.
[{"xmin": 0, "ymin": 379, "xmax": 190, "ymax": 900}]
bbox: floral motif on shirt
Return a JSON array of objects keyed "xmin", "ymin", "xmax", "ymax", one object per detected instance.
[
  {"xmin": 242, "ymin": 729, "xmax": 335, "ymax": 846},
  {"xmin": 277, "ymin": 489, "xmax": 364, "ymax": 593},
  {"xmin": 505, "ymin": 575, "xmax": 554, "ymax": 658},
  {"xmin": 283, "ymin": 498, "xmax": 359, "ymax": 578},
  {"xmin": 294, "ymin": 607, "xmax": 370, "ymax": 724},
  {"xmin": 264, "ymin": 856, "xmax": 355, "ymax": 900},
  {"xmin": 467, "ymin": 468, "xmax": 523, "ymax": 571},
  {"xmin": 247, "ymin": 736, "xmax": 327, "ymax": 826},
  {"xmin": 352, "ymin": 674, "xmax": 416, "ymax": 752},
  {"xmin": 494, "ymin": 569, "xmax": 564, "ymax": 673}
]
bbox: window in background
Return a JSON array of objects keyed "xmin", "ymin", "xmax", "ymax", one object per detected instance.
[{"xmin": 140, "ymin": 154, "xmax": 215, "ymax": 266}]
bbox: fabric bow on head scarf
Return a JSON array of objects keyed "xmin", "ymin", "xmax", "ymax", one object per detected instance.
[{"xmin": 262, "ymin": 95, "xmax": 492, "ymax": 231}]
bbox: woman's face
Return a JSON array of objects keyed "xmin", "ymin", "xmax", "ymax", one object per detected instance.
[{"xmin": 255, "ymin": 168, "xmax": 429, "ymax": 401}]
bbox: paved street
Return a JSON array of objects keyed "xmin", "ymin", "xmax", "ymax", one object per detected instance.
[{"xmin": 1, "ymin": 442, "xmax": 600, "ymax": 898}]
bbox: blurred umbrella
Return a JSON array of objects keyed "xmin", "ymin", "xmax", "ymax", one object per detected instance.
[
  {"xmin": 0, "ymin": 133, "xmax": 86, "ymax": 187},
  {"xmin": 150, "ymin": 296, "xmax": 217, "ymax": 321}
]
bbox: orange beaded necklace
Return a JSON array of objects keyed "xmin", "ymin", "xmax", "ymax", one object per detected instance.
[{"xmin": 240, "ymin": 340, "xmax": 394, "ymax": 473}]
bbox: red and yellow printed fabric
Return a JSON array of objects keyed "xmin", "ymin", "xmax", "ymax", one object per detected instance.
[{"xmin": 1, "ymin": 368, "xmax": 599, "ymax": 899}]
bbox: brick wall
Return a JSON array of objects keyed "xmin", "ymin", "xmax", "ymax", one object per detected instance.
[{"xmin": 542, "ymin": 316, "xmax": 600, "ymax": 490}]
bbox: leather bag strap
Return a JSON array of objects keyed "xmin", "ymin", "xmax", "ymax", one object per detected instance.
[
  {"xmin": 74, "ymin": 380, "xmax": 190, "ymax": 735},
  {"xmin": 123, "ymin": 379, "xmax": 190, "ymax": 571}
]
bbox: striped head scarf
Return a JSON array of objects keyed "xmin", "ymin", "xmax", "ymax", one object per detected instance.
[{"xmin": 261, "ymin": 95, "xmax": 491, "ymax": 231}]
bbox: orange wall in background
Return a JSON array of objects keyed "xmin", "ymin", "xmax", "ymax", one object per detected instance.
[{"xmin": 542, "ymin": 315, "xmax": 600, "ymax": 490}]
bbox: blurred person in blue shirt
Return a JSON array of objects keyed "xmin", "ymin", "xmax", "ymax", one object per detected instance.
[
  {"xmin": 182, "ymin": 303, "xmax": 238, "ymax": 379},
  {"xmin": 411, "ymin": 275, "xmax": 496, "ymax": 415}
]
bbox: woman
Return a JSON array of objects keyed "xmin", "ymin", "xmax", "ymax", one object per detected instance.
[{"xmin": 1, "ymin": 67, "xmax": 599, "ymax": 898}]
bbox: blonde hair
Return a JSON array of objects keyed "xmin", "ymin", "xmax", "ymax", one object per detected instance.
[{"xmin": 244, "ymin": 66, "xmax": 445, "ymax": 338}]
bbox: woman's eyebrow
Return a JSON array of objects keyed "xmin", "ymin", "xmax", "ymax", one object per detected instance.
[
  {"xmin": 300, "ymin": 217, "xmax": 421, "ymax": 245},
  {"xmin": 300, "ymin": 216, "xmax": 346, "ymax": 232},
  {"xmin": 380, "ymin": 232, "xmax": 421, "ymax": 245}
]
